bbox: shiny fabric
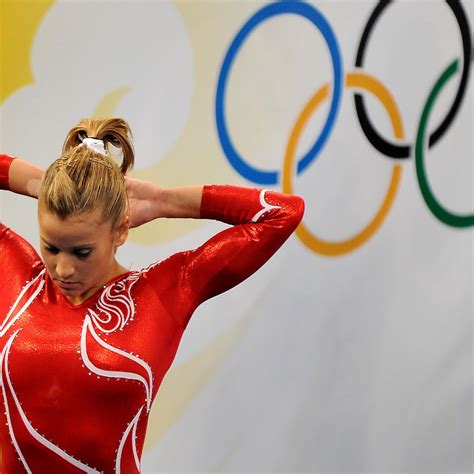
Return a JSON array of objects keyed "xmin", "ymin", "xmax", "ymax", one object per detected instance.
[
  {"xmin": 0, "ymin": 159, "xmax": 304, "ymax": 473},
  {"xmin": 0, "ymin": 154, "xmax": 14, "ymax": 191}
]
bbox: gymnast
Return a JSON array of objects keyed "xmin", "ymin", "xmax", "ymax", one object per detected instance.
[{"xmin": 0, "ymin": 117, "xmax": 304, "ymax": 473}]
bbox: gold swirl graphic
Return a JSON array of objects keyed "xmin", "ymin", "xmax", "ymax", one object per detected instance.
[{"xmin": 0, "ymin": 1, "xmax": 55, "ymax": 104}]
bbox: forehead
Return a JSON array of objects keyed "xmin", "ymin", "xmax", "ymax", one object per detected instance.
[{"xmin": 39, "ymin": 208, "xmax": 110, "ymax": 245}]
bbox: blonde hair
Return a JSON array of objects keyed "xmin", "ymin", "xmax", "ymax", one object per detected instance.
[{"xmin": 39, "ymin": 118, "xmax": 134, "ymax": 228}]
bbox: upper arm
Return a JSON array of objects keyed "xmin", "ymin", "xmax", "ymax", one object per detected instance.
[
  {"xmin": 141, "ymin": 188, "xmax": 304, "ymax": 327},
  {"xmin": 0, "ymin": 225, "xmax": 43, "ymax": 291},
  {"xmin": 184, "ymin": 193, "xmax": 304, "ymax": 306},
  {"xmin": 181, "ymin": 189, "xmax": 304, "ymax": 320}
]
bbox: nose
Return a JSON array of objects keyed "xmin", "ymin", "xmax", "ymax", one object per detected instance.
[{"xmin": 55, "ymin": 255, "xmax": 75, "ymax": 280}]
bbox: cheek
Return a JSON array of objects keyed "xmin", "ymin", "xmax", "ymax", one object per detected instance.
[{"xmin": 84, "ymin": 248, "xmax": 114, "ymax": 274}]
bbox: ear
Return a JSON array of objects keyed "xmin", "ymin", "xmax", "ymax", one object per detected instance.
[{"xmin": 114, "ymin": 214, "xmax": 129, "ymax": 247}]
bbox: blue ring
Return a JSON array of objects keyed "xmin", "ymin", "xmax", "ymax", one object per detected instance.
[{"xmin": 215, "ymin": 0, "xmax": 343, "ymax": 185}]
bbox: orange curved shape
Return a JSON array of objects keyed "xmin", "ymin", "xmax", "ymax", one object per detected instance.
[{"xmin": 282, "ymin": 71, "xmax": 404, "ymax": 256}]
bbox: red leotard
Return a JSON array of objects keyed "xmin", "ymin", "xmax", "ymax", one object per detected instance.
[{"xmin": 0, "ymin": 154, "xmax": 304, "ymax": 473}]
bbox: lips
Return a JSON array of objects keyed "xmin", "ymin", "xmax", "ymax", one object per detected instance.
[{"xmin": 56, "ymin": 280, "xmax": 80, "ymax": 290}]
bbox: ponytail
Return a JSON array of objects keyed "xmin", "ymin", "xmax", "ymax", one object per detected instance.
[
  {"xmin": 39, "ymin": 117, "xmax": 134, "ymax": 228},
  {"xmin": 62, "ymin": 117, "xmax": 134, "ymax": 174}
]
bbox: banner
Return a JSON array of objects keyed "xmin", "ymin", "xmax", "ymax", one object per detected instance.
[{"xmin": 1, "ymin": 1, "xmax": 472, "ymax": 471}]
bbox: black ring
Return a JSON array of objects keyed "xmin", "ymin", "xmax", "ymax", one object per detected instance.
[{"xmin": 354, "ymin": 0, "xmax": 472, "ymax": 159}]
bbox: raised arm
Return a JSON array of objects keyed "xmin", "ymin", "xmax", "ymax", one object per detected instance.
[
  {"xmin": 0, "ymin": 154, "xmax": 43, "ymax": 197},
  {"xmin": 135, "ymin": 180, "xmax": 305, "ymax": 327},
  {"xmin": 188, "ymin": 185, "xmax": 304, "ymax": 303},
  {"xmin": 0, "ymin": 155, "xmax": 44, "ymax": 277}
]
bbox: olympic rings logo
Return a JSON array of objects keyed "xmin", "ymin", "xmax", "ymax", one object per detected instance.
[{"xmin": 215, "ymin": 0, "xmax": 473, "ymax": 256}]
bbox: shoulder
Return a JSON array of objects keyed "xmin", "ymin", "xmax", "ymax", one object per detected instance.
[
  {"xmin": 0, "ymin": 224, "xmax": 40, "ymax": 260},
  {"xmin": 0, "ymin": 224, "xmax": 43, "ymax": 283},
  {"xmin": 136, "ymin": 250, "xmax": 191, "ymax": 285},
  {"xmin": 124, "ymin": 249, "xmax": 209, "ymax": 308}
]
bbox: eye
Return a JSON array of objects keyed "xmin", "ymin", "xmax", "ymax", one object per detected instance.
[
  {"xmin": 45, "ymin": 246, "xmax": 59, "ymax": 255},
  {"xmin": 74, "ymin": 249, "xmax": 92, "ymax": 258}
]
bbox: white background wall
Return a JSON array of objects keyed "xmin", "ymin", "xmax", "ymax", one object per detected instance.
[{"xmin": 1, "ymin": 1, "xmax": 472, "ymax": 472}]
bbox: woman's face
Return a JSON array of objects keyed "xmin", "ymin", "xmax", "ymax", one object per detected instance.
[{"xmin": 38, "ymin": 207, "xmax": 128, "ymax": 304}]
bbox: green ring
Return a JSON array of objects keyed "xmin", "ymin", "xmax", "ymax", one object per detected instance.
[{"xmin": 415, "ymin": 59, "xmax": 473, "ymax": 228}]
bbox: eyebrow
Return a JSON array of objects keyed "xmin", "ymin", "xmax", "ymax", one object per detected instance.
[{"xmin": 41, "ymin": 238, "xmax": 96, "ymax": 249}]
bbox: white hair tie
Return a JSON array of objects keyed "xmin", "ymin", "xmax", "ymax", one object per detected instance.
[{"xmin": 81, "ymin": 137, "xmax": 108, "ymax": 156}]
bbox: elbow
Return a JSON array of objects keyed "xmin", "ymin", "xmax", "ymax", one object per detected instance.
[
  {"xmin": 284, "ymin": 194, "xmax": 305, "ymax": 230},
  {"xmin": 292, "ymin": 194, "xmax": 305, "ymax": 225}
]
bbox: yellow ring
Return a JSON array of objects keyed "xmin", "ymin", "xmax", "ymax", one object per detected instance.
[{"xmin": 282, "ymin": 72, "xmax": 404, "ymax": 256}]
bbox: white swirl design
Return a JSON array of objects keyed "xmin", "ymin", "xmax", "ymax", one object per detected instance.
[
  {"xmin": 1, "ymin": 330, "xmax": 100, "ymax": 473},
  {"xmin": 0, "ymin": 269, "xmax": 46, "ymax": 337},
  {"xmin": 251, "ymin": 189, "xmax": 282, "ymax": 222},
  {"xmin": 88, "ymin": 273, "xmax": 140, "ymax": 333},
  {"xmin": 81, "ymin": 315, "xmax": 153, "ymax": 412},
  {"xmin": 115, "ymin": 405, "xmax": 144, "ymax": 474},
  {"xmin": 0, "ymin": 330, "xmax": 31, "ymax": 473}
]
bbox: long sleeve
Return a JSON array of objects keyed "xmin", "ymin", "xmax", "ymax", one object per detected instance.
[
  {"xmin": 0, "ymin": 153, "xmax": 41, "ymax": 289},
  {"xmin": 142, "ymin": 185, "xmax": 304, "ymax": 327},
  {"xmin": 0, "ymin": 154, "xmax": 15, "ymax": 190}
]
